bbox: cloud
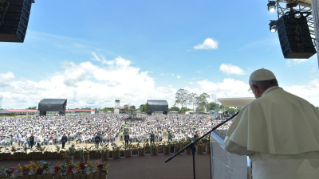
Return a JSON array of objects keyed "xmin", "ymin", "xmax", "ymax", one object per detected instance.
[
  {"xmin": 286, "ymin": 59, "xmax": 308, "ymax": 67},
  {"xmin": 2, "ymin": 54, "xmax": 319, "ymax": 109},
  {"xmin": 0, "ymin": 72, "xmax": 15, "ymax": 81},
  {"xmin": 193, "ymin": 38, "xmax": 218, "ymax": 50},
  {"xmin": 284, "ymin": 79, "xmax": 319, "ymax": 106},
  {"xmin": 219, "ymin": 64, "xmax": 245, "ymax": 75},
  {"xmin": 0, "ymin": 55, "xmax": 178, "ymax": 109},
  {"xmin": 177, "ymin": 75, "xmax": 182, "ymax": 79},
  {"xmin": 194, "ymin": 78, "xmax": 252, "ymax": 98},
  {"xmin": 293, "ymin": 59, "xmax": 308, "ymax": 63}
]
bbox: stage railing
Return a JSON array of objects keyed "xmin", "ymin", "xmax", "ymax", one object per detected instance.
[{"xmin": 210, "ymin": 131, "xmax": 252, "ymax": 179}]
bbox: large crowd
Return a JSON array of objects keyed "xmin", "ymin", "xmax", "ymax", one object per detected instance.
[{"xmin": 0, "ymin": 113, "xmax": 226, "ymax": 148}]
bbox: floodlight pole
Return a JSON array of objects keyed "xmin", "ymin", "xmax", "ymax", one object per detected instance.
[
  {"xmin": 165, "ymin": 112, "xmax": 239, "ymax": 179},
  {"xmin": 311, "ymin": 0, "xmax": 319, "ymax": 68}
]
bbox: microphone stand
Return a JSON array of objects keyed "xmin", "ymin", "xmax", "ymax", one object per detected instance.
[{"xmin": 165, "ymin": 112, "xmax": 239, "ymax": 179}]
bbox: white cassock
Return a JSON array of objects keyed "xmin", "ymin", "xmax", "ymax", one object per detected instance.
[{"xmin": 224, "ymin": 87, "xmax": 319, "ymax": 179}]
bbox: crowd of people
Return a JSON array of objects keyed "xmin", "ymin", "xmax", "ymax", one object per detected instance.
[{"xmin": 0, "ymin": 113, "xmax": 223, "ymax": 148}]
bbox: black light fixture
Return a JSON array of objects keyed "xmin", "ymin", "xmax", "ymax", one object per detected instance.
[
  {"xmin": 269, "ymin": 20, "xmax": 277, "ymax": 33},
  {"xmin": 267, "ymin": 1, "xmax": 276, "ymax": 13}
]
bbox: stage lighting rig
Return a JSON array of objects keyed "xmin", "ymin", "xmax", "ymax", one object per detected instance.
[
  {"xmin": 267, "ymin": 1, "xmax": 277, "ymax": 13},
  {"xmin": 269, "ymin": 20, "xmax": 277, "ymax": 33}
]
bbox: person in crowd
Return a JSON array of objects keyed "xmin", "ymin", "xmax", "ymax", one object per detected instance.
[
  {"xmin": 194, "ymin": 131, "xmax": 199, "ymax": 140},
  {"xmin": 124, "ymin": 131, "xmax": 129, "ymax": 147},
  {"xmin": 61, "ymin": 133, "xmax": 67, "ymax": 149},
  {"xmin": 29, "ymin": 134, "xmax": 34, "ymax": 149},
  {"xmin": 95, "ymin": 132, "xmax": 101, "ymax": 149},
  {"xmin": 150, "ymin": 131, "xmax": 155, "ymax": 144}
]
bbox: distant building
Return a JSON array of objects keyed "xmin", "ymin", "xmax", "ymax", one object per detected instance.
[
  {"xmin": 0, "ymin": 109, "xmax": 39, "ymax": 116},
  {"xmin": 114, "ymin": 107, "xmax": 125, "ymax": 114}
]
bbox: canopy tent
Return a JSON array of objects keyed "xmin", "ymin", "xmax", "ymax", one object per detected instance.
[
  {"xmin": 218, "ymin": 97, "xmax": 255, "ymax": 107},
  {"xmin": 147, "ymin": 100, "xmax": 168, "ymax": 115},
  {"xmin": 38, "ymin": 99, "xmax": 67, "ymax": 116}
]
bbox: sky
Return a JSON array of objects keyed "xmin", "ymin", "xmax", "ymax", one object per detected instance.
[{"xmin": 1, "ymin": 0, "xmax": 319, "ymax": 109}]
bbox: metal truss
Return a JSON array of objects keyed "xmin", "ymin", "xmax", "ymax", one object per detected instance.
[{"xmin": 276, "ymin": 0, "xmax": 315, "ymax": 40}]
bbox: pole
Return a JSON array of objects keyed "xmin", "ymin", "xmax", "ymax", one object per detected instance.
[{"xmin": 311, "ymin": 0, "xmax": 319, "ymax": 68}]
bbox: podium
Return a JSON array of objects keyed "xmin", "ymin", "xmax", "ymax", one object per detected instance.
[{"xmin": 210, "ymin": 132, "xmax": 252, "ymax": 179}]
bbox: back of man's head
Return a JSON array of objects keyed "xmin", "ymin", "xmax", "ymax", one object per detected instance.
[{"xmin": 249, "ymin": 68, "xmax": 278, "ymax": 90}]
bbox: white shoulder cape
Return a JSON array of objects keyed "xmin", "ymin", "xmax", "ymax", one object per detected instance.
[{"xmin": 226, "ymin": 87, "xmax": 319, "ymax": 154}]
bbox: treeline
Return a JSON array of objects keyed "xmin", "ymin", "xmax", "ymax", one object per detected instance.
[{"xmin": 173, "ymin": 88, "xmax": 242, "ymax": 114}]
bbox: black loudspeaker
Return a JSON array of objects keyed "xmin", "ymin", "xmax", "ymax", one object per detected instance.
[
  {"xmin": 0, "ymin": 0, "xmax": 32, "ymax": 42},
  {"xmin": 277, "ymin": 13, "xmax": 316, "ymax": 58}
]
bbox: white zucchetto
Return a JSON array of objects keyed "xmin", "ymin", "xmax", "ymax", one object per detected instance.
[{"xmin": 250, "ymin": 68, "xmax": 276, "ymax": 81}]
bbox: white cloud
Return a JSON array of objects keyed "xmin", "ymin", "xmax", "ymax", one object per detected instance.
[
  {"xmin": 195, "ymin": 78, "xmax": 252, "ymax": 99},
  {"xmin": 193, "ymin": 38, "xmax": 218, "ymax": 50},
  {"xmin": 2, "ymin": 54, "xmax": 319, "ymax": 109},
  {"xmin": 284, "ymin": 79, "xmax": 319, "ymax": 106},
  {"xmin": 220, "ymin": 64, "xmax": 245, "ymax": 75},
  {"xmin": 0, "ymin": 71, "xmax": 15, "ymax": 81},
  {"xmin": 177, "ymin": 75, "xmax": 182, "ymax": 79},
  {"xmin": 286, "ymin": 59, "xmax": 308, "ymax": 67},
  {"xmin": 0, "ymin": 55, "xmax": 178, "ymax": 109},
  {"xmin": 293, "ymin": 59, "xmax": 308, "ymax": 63}
]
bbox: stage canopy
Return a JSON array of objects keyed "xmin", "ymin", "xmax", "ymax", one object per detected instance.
[
  {"xmin": 218, "ymin": 97, "xmax": 255, "ymax": 107},
  {"xmin": 147, "ymin": 100, "xmax": 168, "ymax": 115},
  {"xmin": 38, "ymin": 99, "xmax": 67, "ymax": 116}
]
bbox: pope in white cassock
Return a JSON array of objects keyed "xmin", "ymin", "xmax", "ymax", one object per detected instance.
[{"xmin": 224, "ymin": 69, "xmax": 319, "ymax": 179}]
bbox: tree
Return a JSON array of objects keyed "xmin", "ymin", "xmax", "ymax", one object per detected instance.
[
  {"xmin": 196, "ymin": 106, "xmax": 205, "ymax": 112},
  {"xmin": 27, "ymin": 106, "xmax": 36, "ymax": 110},
  {"xmin": 101, "ymin": 107, "xmax": 114, "ymax": 113},
  {"xmin": 82, "ymin": 107, "xmax": 91, "ymax": 109},
  {"xmin": 175, "ymin": 89, "xmax": 188, "ymax": 108},
  {"xmin": 219, "ymin": 105, "xmax": 224, "ymax": 110},
  {"xmin": 130, "ymin": 105, "xmax": 136, "ymax": 109},
  {"xmin": 179, "ymin": 107, "xmax": 188, "ymax": 114},
  {"xmin": 169, "ymin": 106, "xmax": 180, "ymax": 112},
  {"xmin": 139, "ymin": 104, "xmax": 148, "ymax": 113},
  {"xmin": 187, "ymin": 93, "xmax": 197, "ymax": 111},
  {"xmin": 207, "ymin": 102, "xmax": 219, "ymax": 111},
  {"xmin": 195, "ymin": 93, "xmax": 210, "ymax": 112},
  {"xmin": 225, "ymin": 107, "xmax": 236, "ymax": 114},
  {"xmin": 124, "ymin": 105, "xmax": 129, "ymax": 113}
]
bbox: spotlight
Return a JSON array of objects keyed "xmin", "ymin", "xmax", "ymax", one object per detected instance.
[
  {"xmin": 267, "ymin": 1, "xmax": 276, "ymax": 13},
  {"xmin": 269, "ymin": 20, "xmax": 277, "ymax": 33}
]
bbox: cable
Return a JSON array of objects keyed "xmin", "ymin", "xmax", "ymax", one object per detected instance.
[{"xmin": 0, "ymin": 0, "xmax": 9, "ymax": 27}]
